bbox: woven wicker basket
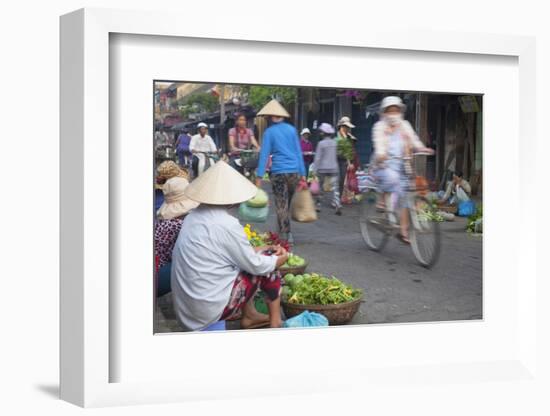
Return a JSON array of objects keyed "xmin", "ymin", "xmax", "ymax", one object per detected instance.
[
  {"xmin": 282, "ymin": 296, "xmax": 363, "ymax": 325},
  {"xmin": 279, "ymin": 261, "xmax": 308, "ymax": 276}
]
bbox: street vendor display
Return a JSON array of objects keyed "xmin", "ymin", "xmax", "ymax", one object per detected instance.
[
  {"xmin": 282, "ymin": 273, "xmax": 363, "ymax": 325},
  {"xmin": 171, "ymin": 161, "xmax": 290, "ymax": 331}
]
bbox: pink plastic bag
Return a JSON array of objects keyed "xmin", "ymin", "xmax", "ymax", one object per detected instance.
[{"xmin": 309, "ymin": 179, "xmax": 320, "ymax": 196}]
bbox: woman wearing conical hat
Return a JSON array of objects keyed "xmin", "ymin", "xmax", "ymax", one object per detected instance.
[
  {"xmin": 171, "ymin": 161, "xmax": 289, "ymax": 331},
  {"xmin": 255, "ymin": 99, "xmax": 306, "ymax": 244}
]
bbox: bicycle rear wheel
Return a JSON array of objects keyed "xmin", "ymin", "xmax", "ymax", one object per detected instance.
[
  {"xmin": 359, "ymin": 190, "xmax": 389, "ymax": 251},
  {"xmin": 409, "ymin": 195, "xmax": 441, "ymax": 268}
]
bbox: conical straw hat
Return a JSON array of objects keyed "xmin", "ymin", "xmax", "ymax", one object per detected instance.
[
  {"xmin": 256, "ymin": 99, "xmax": 291, "ymax": 118},
  {"xmin": 184, "ymin": 160, "xmax": 259, "ymax": 205}
]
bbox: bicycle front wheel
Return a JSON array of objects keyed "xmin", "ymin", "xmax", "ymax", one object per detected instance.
[
  {"xmin": 409, "ymin": 195, "xmax": 441, "ymax": 268},
  {"xmin": 359, "ymin": 190, "xmax": 389, "ymax": 251}
]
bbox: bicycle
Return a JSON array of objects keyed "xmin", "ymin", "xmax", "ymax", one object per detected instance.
[{"xmin": 359, "ymin": 152, "xmax": 441, "ymax": 268}]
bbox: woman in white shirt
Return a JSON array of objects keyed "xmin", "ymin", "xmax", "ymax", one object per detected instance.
[{"xmin": 171, "ymin": 161, "xmax": 289, "ymax": 331}]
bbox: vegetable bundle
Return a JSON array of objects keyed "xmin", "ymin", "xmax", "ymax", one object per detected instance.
[
  {"xmin": 281, "ymin": 254, "xmax": 305, "ymax": 268},
  {"xmin": 283, "ymin": 273, "xmax": 362, "ymax": 305}
]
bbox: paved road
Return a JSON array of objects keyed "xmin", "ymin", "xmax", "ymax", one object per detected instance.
[{"xmin": 155, "ymin": 186, "xmax": 482, "ymax": 332}]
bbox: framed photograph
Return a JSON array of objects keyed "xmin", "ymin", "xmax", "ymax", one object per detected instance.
[{"xmin": 60, "ymin": 7, "xmax": 539, "ymax": 408}]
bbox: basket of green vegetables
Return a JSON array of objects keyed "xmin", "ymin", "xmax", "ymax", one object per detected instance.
[
  {"xmin": 281, "ymin": 273, "xmax": 363, "ymax": 325},
  {"xmin": 278, "ymin": 253, "xmax": 308, "ymax": 275}
]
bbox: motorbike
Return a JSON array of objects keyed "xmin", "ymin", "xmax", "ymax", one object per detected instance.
[{"xmin": 192, "ymin": 151, "xmax": 220, "ymax": 178}]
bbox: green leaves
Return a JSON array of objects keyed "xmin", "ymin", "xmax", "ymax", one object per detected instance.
[{"xmin": 284, "ymin": 274, "xmax": 362, "ymax": 305}]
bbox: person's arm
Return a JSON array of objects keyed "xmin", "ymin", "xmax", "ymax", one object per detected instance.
[
  {"xmin": 312, "ymin": 141, "xmax": 323, "ymax": 172},
  {"xmin": 209, "ymin": 136, "xmax": 217, "ymax": 153},
  {"xmin": 440, "ymin": 181, "xmax": 452, "ymax": 202},
  {"xmin": 404, "ymin": 121, "xmax": 433, "ymax": 153},
  {"xmin": 372, "ymin": 122, "xmax": 387, "ymax": 162},
  {"xmin": 189, "ymin": 136, "xmax": 197, "ymax": 153},
  {"xmin": 293, "ymin": 131, "xmax": 306, "ymax": 178},
  {"xmin": 175, "ymin": 136, "xmax": 181, "ymax": 147},
  {"xmin": 460, "ymin": 179, "xmax": 472, "ymax": 195},
  {"xmin": 221, "ymin": 227, "xmax": 279, "ymax": 276},
  {"xmin": 228, "ymin": 134, "xmax": 237, "ymax": 152},
  {"xmin": 250, "ymin": 134, "xmax": 260, "ymax": 150},
  {"xmin": 256, "ymin": 129, "xmax": 272, "ymax": 180}
]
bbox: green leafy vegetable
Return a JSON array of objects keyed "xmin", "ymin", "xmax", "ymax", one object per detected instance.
[{"xmin": 283, "ymin": 273, "xmax": 362, "ymax": 305}]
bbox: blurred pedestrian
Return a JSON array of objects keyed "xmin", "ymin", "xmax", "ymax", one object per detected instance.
[
  {"xmin": 255, "ymin": 99, "xmax": 306, "ymax": 244},
  {"xmin": 175, "ymin": 129, "xmax": 192, "ymax": 168},
  {"xmin": 299, "ymin": 128, "xmax": 314, "ymax": 176},
  {"xmin": 312, "ymin": 123, "xmax": 342, "ymax": 215},
  {"xmin": 335, "ymin": 116, "xmax": 359, "ymax": 199}
]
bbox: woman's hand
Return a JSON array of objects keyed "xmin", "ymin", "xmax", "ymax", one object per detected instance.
[
  {"xmin": 255, "ymin": 177, "xmax": 262, "ymax": 187},
  {"xmin": 271, "ymin": 244, "xmax": 286, "ymax": 256}
]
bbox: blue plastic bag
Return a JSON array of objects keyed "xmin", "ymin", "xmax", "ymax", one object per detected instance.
[
  {"xmin": 238, "ymin": 203, "xmax": 269, "ymax": 223},
  {"xmin": 283, "ymin": 311, "xmax": 329, "ymax": 328},
  {"xmin": 458, "ymin": 200, "xmax": 476, "ymax": 217}
]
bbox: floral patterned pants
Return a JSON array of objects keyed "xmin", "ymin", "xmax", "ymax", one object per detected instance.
[
  {"xmin": 220, "ymin": 271, "xmax": 282, "ymax": 321},
  {"xmin": 270, "ymin": 173, "xmax": 301, "ymax": 234}
]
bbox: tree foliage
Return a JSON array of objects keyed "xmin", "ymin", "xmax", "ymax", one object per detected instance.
[
  {"xmin": 178, "ymin": 92, "xmax": 218, "ymax": 119},
  {"xmin": 240, "ymin": 85, "xmax": 297, "ymax": 110}
]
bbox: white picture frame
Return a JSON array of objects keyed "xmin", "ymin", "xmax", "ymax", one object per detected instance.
[{"xmin": 60, "ymin": 7, "xmax": 540, "ymax": 408}]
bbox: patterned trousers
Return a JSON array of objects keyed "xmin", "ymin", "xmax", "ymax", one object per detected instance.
[
  {"xmin": 316, "ymin": 173, "xmax": 341, "ymax": 209},
  {"xmin": 270, "ymin": 173, "xmax": 301, "ymax": 234}
]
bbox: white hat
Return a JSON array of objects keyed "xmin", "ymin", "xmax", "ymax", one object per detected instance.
[
  {"xmin": 380, "ymin": 96, "xmax": 406, "ymax": 113},
  {"xmin": 256, "ymin": 99, "xmax": 291, "ymax": 118},
  {"xmin": 318, "ymin": 123, "xmax": 335, "ymax": 134},
  {"xmin": 197, "ymin": 122, "xmax": 208, "ymax": 128},
  {"xmin": 337, "ymin": 116, "xmax": 355, "ymax": 129},
  {"xmin": 157, "ymin": 177, "xmax": 200, "ymax": 220},
  {"xmin": 300, "ymin": 128, "xmax": 311, "ymax": 136},
  {"xmin": 184, "ymin": 160, "xmax": 258, "ymax": 205}
]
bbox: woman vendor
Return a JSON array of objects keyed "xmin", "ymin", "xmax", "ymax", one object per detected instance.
[
  {"xmin": 171, "ymin": 161, "xmax": 289, "ymax": 331},
  {"xmin": 154, "ymin": 176, "xmax": 199, "ymax": 296}
]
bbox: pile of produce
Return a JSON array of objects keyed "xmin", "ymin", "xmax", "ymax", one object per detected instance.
[
  {"xmin": 243, "ymin": 225, "xmax": 290, "ymax": 252},
  {"xmin": 281, "ymin": 253, "xmax": 306, "ymax": 268},
  {"xmin": 418, "ymin": 201, "xmax": 445, "ymax": 222},
  {"xmin": 466, "ymin": 204, "xmax": 483, "ymax": 233},
  {"xmin": 283, "ymin": 273, "xmax": 362, "ymax": 305}
]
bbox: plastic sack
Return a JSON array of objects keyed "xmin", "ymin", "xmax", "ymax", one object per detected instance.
[
  {"xmin": 283, "ymin": 311, "xmax": 329, "ymax": 328},
  {"xmin": 458, "ymin": 200, "xmax": 476, "ymax": 217},
  {"xmin": 239, "ymin": 203, "xmax": 269, "ymax": 223},
  {"xmin": 309, "ymin": 179, "xmax": 320, "ymax": 196},
  {"xmin": 246, "ymin": 188, "xmax": 269, "ymax": 208},
  {"xmin": 290, "ymin": 184, "xmax": 318, "ymax": 223}
]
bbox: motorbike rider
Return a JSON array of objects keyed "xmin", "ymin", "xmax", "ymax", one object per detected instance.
[
  {"xmin": 228, "ymin": 113, "xmax": 260, "ymax": 174},
  {"xmin": 190, "ymin": 122, "xmax": 218, "ymax": 178}
]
